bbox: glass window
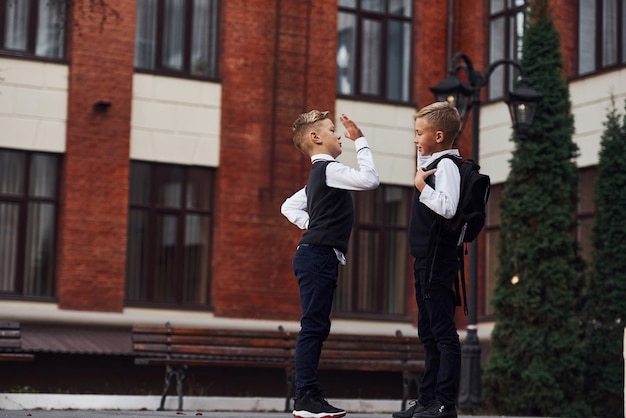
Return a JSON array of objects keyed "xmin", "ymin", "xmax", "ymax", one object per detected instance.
[
  {"xmin": 337, "ymin": 0, "xmax": 412, "ymax": 102},
  {"xmin": 135, "ymin": 0, "xmax": 219, "ymax": 79},
  {"xmin": 335, "ymin": 185, "xmax": 412, "ymax": 318},
  {"xmin": 1, "ymin": 0, "xmax": 66, "ymax": 60},
  {"xmin": 126, "ymin": 162, "xmax": 214, "ymax": 307},
  {"xmin": 488, "ymin": 0, "xmax": 527, "ymax": 100},
  {"xmin": 578, "ymin": 0, "xmax": 626, "ymax": 75},
  {"xmin": 0, "ymin": 149, "xmax": 60, "ymax": 298}
]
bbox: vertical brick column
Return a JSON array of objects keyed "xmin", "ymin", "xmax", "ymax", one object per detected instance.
[
  {"xmin": 56, "ymin": 1, "xmax": 136, "ymax": 312},
  {"xmin": 213, "ymin": 0, "xmax": 337, "ymax": 319}
]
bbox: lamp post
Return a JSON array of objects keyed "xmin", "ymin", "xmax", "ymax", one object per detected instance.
[{"xmin": 429, "ymin": 51, "xmax": 541, "ymax": 412}]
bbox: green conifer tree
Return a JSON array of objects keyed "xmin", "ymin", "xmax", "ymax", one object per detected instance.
[
  {"xmin": 482, "ymin": 1, "xmax": 589, "ymax": 416},
  {"xmin": 582, "ymin": 98, "xmax": 626, "ymax": 418}
]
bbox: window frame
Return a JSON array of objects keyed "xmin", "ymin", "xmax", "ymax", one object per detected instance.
[
  {"xmin": 0, "ymin": 0, "xmax": 68, "ymax": 62},
  {"xmin": 488, "ymin": 0, "xmax": 528, "ymax": 101},
  {"xmin": 577, "ymin": 0, "xmax": 626, "ymax": 77},
  {"xmin": 0, "ymin": 148, "xmax": 61, "ymax": 300},
  {"xmin": 337, "ymin": 0, "xmax": 413, "ymax": 104},
  {"xmin": 334, "ymin": 184, "xmax": 413, "ymax": 320},
  {"xmin": 134, "ymin": 0, "xmax": 221, "ymax": 81},
  {"xmin": 125, "ymin": 161, "xmax": 215, "ymax": 309}
]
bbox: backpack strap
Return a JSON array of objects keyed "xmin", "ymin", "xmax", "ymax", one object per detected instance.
[
  {"xmin": 424, "ymin": 154, "xmax": 468, "ymax": 315},
  {"xmin": 457, "ymin": 245, "xmax": 469, "ymax": 316}
]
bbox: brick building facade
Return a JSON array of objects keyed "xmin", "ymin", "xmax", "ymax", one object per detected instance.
[{"xmin": 0, "ymin": 0, "xmax": 623, "ymax": 402}]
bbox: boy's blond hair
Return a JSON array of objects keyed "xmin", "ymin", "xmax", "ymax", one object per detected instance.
[
  {"xmin": 292, "ymin": 110, "xmax": 329, "ymax": 156},
  {"xmin": 414, "ymin": 101, "xmax": 461, "ymax": 145}
]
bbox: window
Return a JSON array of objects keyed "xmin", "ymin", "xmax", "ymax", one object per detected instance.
[
  {"xmin": 126, "ymin": 162, "xmax": 214, "ymax": 307},
  {"xmin": 135, "ymin": 0, "xmax": 219, "ymax": 79},
  {"xmin": 578, "ymin": 0, "xmax": 626, "ymax": 75},
  {"xmin": 337, "ymin": 0, "xmax": 412, "ymax": 103},
  {"xmin": 0, "ymin": 0, "xmax": 66, "ymax": 60},
  {"xmin": 335, "ymin": 184, "xmax": 412, "ymax": 318},
  {"xmin": 0, "ymin": 149, "xmax": 60, "ymax": 299},
  {"xmin": 488, "ymin": 0, "xmax": 527, "ymax": 100}
]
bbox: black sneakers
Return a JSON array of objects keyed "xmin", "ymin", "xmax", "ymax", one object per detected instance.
[
  {"xmin": 412, "ymin": 400, "xmax": 457, "ymax": 418},
  {"xmin": 292, "ymin": 389, "xmax": 346, "ymax": 418},
  {"xmin": 392, "ymin": 399, "xmax": 433, "ymax": 418}
]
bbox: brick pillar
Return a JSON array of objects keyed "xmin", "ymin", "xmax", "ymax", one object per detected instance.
[
  {"xmin": 56, "ymin": 1, "xmax": 136, "ymax": 312},
  {"xmin": 213, "ymin": 0, "xmax": 337, "ymax": 319}
]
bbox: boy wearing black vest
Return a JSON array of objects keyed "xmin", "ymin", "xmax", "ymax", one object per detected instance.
[
  {"xmin": 394, "ymin": 102, "xmax": 462, "ymax": 418},
  {"xmin": 281, "ymin": 110, "xmax": 379, "ymax": 418}
]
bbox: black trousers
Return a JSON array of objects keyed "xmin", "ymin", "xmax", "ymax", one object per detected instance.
[{"xmin": 413, "ymin": 256, "xmax": 462, "ymax": 407}]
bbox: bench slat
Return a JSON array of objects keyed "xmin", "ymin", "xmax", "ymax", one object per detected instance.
[{"xmin": 132, "ymin": 324, "xmax": 425, "ymax": 412}]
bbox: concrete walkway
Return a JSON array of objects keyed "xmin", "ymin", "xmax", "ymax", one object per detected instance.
[{"xmin": 0, "ymin": 412, "xmax": 530, "ymax": 418}]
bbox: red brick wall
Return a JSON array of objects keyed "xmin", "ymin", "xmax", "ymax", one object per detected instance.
[
  {"xmin": 56, "ymin": 1, "xmax": 136, "ymax": 312},
  {"xmin": 212, "ymin": 0, "xmax": 337, "ymax": 319}
]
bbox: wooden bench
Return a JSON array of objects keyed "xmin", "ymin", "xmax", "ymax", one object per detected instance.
[
  {"xmin": 132, "ymin": 323, "xmax": 424, "ymax": 412},
  {"xmin": 0, "ymin": 321, "xmax": 35, "ymax": 362}
]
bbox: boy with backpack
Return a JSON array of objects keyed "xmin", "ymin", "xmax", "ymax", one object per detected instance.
[{"xmin": 394, "ymin": 101, "xmax": 464, "ymax": 418}]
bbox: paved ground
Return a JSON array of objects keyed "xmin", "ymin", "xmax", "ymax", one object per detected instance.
[{"xmin": 0, "ymin": 411, "xmax": 534, "ymax": 418}]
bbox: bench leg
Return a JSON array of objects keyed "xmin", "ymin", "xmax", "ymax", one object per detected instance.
[
  {"xmin": 402, "ymin": 371, "xmax": 420, "ymax": 410},
  {"xmin": 284, "ymin": 368, "xmax": 295, "ymax": 412},
  {"xmin": 158, "ymin": 365, "xmax": 186, "ymax": 411}
]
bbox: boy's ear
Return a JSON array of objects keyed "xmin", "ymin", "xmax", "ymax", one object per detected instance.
[
  {"xmin": 435, "ymin": 130, "xmax": 444, "ymax": 143},
  {"xmin": 310, "ymin": 131, "xmax": 322, "ymax": 144}
]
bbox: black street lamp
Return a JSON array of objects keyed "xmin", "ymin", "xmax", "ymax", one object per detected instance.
[{"xmin": 429, "ymin": 51, "xmax": 541, "ymax": 412}]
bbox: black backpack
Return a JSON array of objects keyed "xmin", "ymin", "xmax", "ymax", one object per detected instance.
[
  {"xmin": 426, "ymin": 155, "xmax": 491, "ymax": 246},
  {"xmin": 425, "ymin": 154, "xmax": 491, "ymax": 314}
]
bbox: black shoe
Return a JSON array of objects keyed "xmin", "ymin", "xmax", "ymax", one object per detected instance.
[
  {"xmin": 292, "ymin": 389, "xmax": 346, "ymax": 418},
  {"xmin": 412, "ymin": 400, "xmax": 457, "ymax": 418},
  {"xmin": 392, "ymin": 399, "xmax": 433, "ymax": 418}
]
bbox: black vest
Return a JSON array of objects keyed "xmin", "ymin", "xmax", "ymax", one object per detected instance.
[
  {"xmin": 299, "ymin": 161, "xmax": 354, "ymax": 255},
  {"xmin": 408, "ymin": 183, "xmax": 456, "ymax": 259}
]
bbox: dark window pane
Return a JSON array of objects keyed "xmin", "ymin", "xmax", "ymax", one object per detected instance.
[
  {"xmin": 24, "ymin": 202, "xmax": 55, "ymax": 296},
  {"xmin": 4, "ymin": 0, "xmax": 30, "ymax": 51},
  {"xmin": 579, "ymin": 0, "xmax": 597, "ymax": 74},
  {"xmin": 384, "ymin": 186, "xmax": 410, "ymax": 227},
  {"xmin": 361, "ymin": 18, "xmax": 382, "ymax": 95},
  {"xmin": 35, "ymin": 0, "xmax": 66, "ymax": 58},
  {"xmin": 155, "ymin": 165, "xmax": 183, "ymax": 208},
  {"xmin": 337, "ymin": 13, "xmax": 356, "ymax": 95},
  {"xmin": 384, "ymin": 230, "xmax": 408, "ymax": 314},
  {"xmin": 186, "ymin": 167, "xmax": 212, "ymax": 210},
  {"xmin": 162, "ymin": 0, "xmax": 186, "ymax": 71},
  {"xmin": 154, "ymin": 214, "xmax": 178, "ymax": 301},
  {"xmin": 389, "ymin": 0, "xmax": 411, "ymax": 17},
  {"xmin": 362, "ymin": 0, "xmax": 384, "ymax": 12},
  {"xmin": 191, "ymin": 0, "xmax": 218, "ymax": 77},
  {"xmin": 135, "ymin": 0, "xmax": 158, "ymax": 69},
  {"xmin": 0, "ymin": 203, "xmax": 19, "ymax": 292},
  {"xmin": 0, "ymin": 150, "xmax": 26, "ymax": 195},
  {"xmin": 339, "ymin": 0, "xmax": 356, "ymax": 8},
  {"xmin": 387, "ymin": 20, "xmax": 410, "ymax": 102},
  {"xmin": 602, "ymin": 0, "xmax": 618, "ymax": 66},
  {"xmin": 29, "ymin": 154, "xmax": 58, "ymax": 198},
  {"xmin": 126, "ymin": 209, "xmax": 149, "ymax": 301},
  {"xmin": 130, "ymin": 162, "xmax": 151, "ymax": 205},
  {"xmin": 183, "ymin": 214, "xmax": 211, "ymax": 304},
  {"xmin": 356, "ymin": 230, "xmax": 380, "ymax": 312}
]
